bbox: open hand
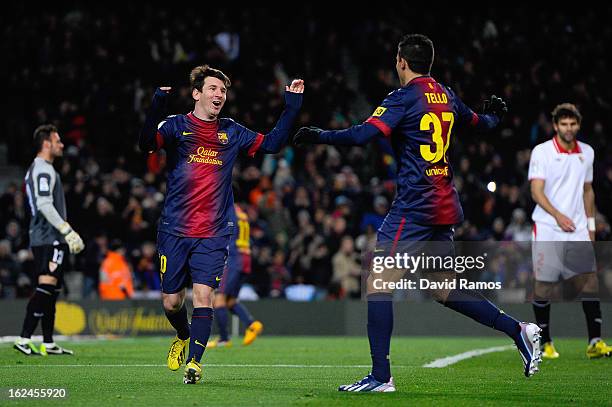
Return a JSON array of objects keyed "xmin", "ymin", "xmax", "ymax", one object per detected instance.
[
  {"xmin": 286, "ymin": 79, "xmax": 305, "ymax": 93},
  {"xmin": 483, "ymin": 95, "xmax": 507, "ymax": 120},
  {"xmin": 293, "ymin": 126, "xmax": 322, "ymax": 147}
]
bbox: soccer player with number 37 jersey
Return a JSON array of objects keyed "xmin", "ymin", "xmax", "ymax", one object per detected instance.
[
  {"xmin": 139, "ymin": 65, "xmax": 304, "ymax": 384},
  {"xmin": 294, "ymin": 34, "xmax": 542, "ymax": 392}
]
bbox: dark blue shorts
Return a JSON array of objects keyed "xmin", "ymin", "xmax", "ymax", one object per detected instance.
[
  {"xmin": 157, "ymin": 232, "xmax": 230, "ymax": 294},
  {"xmin": 377, "ymin": 214, "xmax": 454, "ymax": 243},
  {"xmin": 376, "ymin": 214, "xmax": 455, "ymax": 258},
  {"xmin": 219, "ymin": 252, "xmax": 250, "ymax": 297}
]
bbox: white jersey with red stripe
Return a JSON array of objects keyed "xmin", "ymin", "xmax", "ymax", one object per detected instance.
[{"xmin": 528, "ymin": 136, "xmax": 594, "ymax": 232}]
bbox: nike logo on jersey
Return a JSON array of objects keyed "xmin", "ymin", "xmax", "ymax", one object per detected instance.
[
  {"xmin": 216, "ymin": 276, "xmax": 221, "ymax": 282},
  {"xmin": 183, "ymin": 131, "xmax": 195, "ymax": 136},
  {"xmin": 194, "ymin": 340, "xmax": 205, "ymax": 347}
]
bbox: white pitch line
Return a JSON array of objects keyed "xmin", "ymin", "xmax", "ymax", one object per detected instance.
[
  {"xmin": 1, "ymin": 346, "xmax": 514, "ymax": 370},
  {"xmin": 0, "ymin": 335, "xmax": 111, "ymax": 343},
  {"xmin": 423, "ymin": 345, "xmax": 514, "ymax": 368}
]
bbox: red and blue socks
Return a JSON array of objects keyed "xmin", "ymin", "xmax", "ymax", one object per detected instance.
[
  {"xmin": 443, "ymin": 289, "xmax": 520, "ymax": 338},
  {"xmin": 367, "ymin": 293, "xmax": 393, "ymax": 383},
  {"xmin": 187, "ymin": 307, "xmax": 213, "ymax": 363},
  {"xmin": 215, "ymin": 307, "xmax": 230, "ymax": 342}
]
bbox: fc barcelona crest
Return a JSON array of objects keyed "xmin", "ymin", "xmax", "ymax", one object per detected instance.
[{"xmin": 217, "ymin": 132, "xmax": 229, "ymax": 145}]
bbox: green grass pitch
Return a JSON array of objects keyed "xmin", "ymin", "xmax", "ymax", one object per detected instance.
[{"xmin": 1, "ymin": 336, "xmax": 610, "ymax": 406}]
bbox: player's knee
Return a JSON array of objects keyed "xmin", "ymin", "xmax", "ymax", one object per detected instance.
[
  {"xmin": 534, "ymin": 282, "xmax": 553, "ymax": 300},
  {"xmin": 226, "ymin": 297, "xmax": 236, "ymax": 309},
  {"xmin": 576, "ymin": 272, "xmax": 599, "ymax": 295},
  {"xmin": 585, "ymin": 273, "xmax": 599, "ymax": 291},
  {"xmin": 214, "ymin": 293, "xmax": 227, "ymax": 308},
  {"xmin": 162, "ymin": 295, "xmax": 183, "ymax": 312},
  {"xmin": 192, "ymin": 284, "xmax": 214, "ymax": 308},
  {"xmin": 193, "ymin": 294, "xmax": 213, "ymax": 308},
  {"xmin": 432, "ymin": 289, "xmax": 451, "ymax": 303},
  {"xmin": 38, "ymin": 275, "xmax": 58, "ymax": 286}
]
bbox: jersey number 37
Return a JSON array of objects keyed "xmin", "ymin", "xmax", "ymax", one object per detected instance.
[{"xmin": 419, "ymin": 112, "xmax": 454, "ymax": 164}]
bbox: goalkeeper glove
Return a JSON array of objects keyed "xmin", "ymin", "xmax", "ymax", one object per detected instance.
[
  {"xmin": 293, "ymin": 126, "xmax": 323, "ymax": 147},
  {"xmin": 482, "ymin": 95, "xmax": 508, "ymax": 121},
  {"xmin": 59, "ymin": 222, "xmax": 85, "ymax": 254}
]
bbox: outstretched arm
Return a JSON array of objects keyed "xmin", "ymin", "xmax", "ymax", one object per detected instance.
[
  {"xmin": 458, "ymin": 94, "xmax": 507, "ymax": 132},
  {"xmin": 293, "ymin": 89, "xmax": 404, "ymax": 147},
  {"xmin": 139, "ymin": 87, "xmax": 171, "ymax": 153},
  {"xmin": 257, "ymin": 80, "xmax": 305, "ymax": 154},
  {"xmin": 294, "ymin": 123, "xmax": 382, "ymax": 147}
]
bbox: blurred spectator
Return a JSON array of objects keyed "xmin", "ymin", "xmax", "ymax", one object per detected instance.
[
  {"xmin": 99, "ymin": 240, "xmax": 134, "ymax": 300},
  {"xmin": 360, "ymin": 195, "xmax": 388, "ymax": 233},
  {"xmin": 83, "ymin": 232, "xmax": 108, "ymax": 298},
  {"xmin": 505, "ymin": 208, "xmax": 532, "ymax": 241},
  {"xmin": 331, "ymin": 236, "xmax": 361, "ymax": 298},
  {"xmin": 268, "ymin": 250, "xmax": 290, "ymax": 298},
  {"xmin": 4, "ymin": 220, "xmax": 27, "ymax": 253},
  {"xmin": 0, "ymin": 240, "xmax": 20, "ymax": 298},
  {"xmin": 134, "ymin": 241, "xmax": 160, "ymax": 292}
]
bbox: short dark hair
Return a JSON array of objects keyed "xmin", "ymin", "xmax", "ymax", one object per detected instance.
[
  {"xmin": 398, "ymin": 34, "xmax": 434, "ymax": 75},
  {"xmin": 190, "ymin": 64, "xmax": 231, "ymax": 92},
  {"xmin": 33, "ymin": 124, "xmax": 58, "ymax": 152},
  {"xmin": 551, "ymin": 103, "xmax": 582, "ymax": 124}
]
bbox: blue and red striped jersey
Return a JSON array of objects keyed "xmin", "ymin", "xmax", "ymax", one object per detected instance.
[
  {"xmin": 364, "ymin": 76, "xmax": 490, "ymax": 225},
  {"xmin": 155, "ymin": 112, "xmax": 263, "ymax": 237}
]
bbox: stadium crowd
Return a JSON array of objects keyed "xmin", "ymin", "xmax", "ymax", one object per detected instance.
[{"xmin": 1, "ymin": 6, "xmax": 612, "ymax": 300}]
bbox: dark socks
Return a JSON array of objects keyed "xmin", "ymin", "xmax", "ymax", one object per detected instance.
[
  {"xmin": 165, "ymin": 304, "xmax": 190, "ymax": 340},
  {"xmin": 215, "ymin": 307, "xmax": 230, "ymax": 341},
  {"xmin": 443, "ymin": 289, "xmax": 520, "ymax": 337},
  {"xmin": 532, "ymin": 300, "xmax": 552, "ymax": 343},
  {"xmin": 582, "ymin": 299, "xmax": 602, "ymax": 343},
  {"xmin": 230, "ymin": 303, "xmax": 254, "ymax": 327},
  {"xmin": 187, "ymin": 307, "xmax": 213, "ymax": 363},
  {"xmin": 367, "ymin": 293, "xmax": 393, "ymax": 383},
  {"xmin": 42, "ymin": 289, "xmax": 60, "ymax": 343},
  {"xmin": 20, "ymin": 284, "xmax": 55, "ymax": 338}
]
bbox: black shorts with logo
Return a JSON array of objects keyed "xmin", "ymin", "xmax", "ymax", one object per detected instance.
[{"xmin": 32, "ymin": 243, "xmax": 69, "ymax": 288}]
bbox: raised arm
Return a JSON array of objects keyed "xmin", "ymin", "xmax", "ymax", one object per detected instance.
[
  {"xmin": 256, "ymin": 80, "xmax": 305, "ymax": 154},
  {"xmin": 139, "ymin": 87, "xmax": 171, "ymax": 153}
]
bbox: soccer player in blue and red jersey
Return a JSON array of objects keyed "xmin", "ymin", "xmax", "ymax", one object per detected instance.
[
  {"xmin": 294, "ymin": 34, "xmax": 542, "ymax": 392},
  {"xmin": 208, "ymin": 204, "xmax": 263, "ymax": 348},
  {"xmin": 139, "ymin": 65, "xmax": 304, "ymax": 384}
]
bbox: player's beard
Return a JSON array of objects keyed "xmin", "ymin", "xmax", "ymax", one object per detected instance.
[
  {"xmin": 558, "ymin": 129, "xmax": 577, "ymax": 145},
  {"xmin": 52, "ymin": 146, "xmax": 63, "ymax": 159}
]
